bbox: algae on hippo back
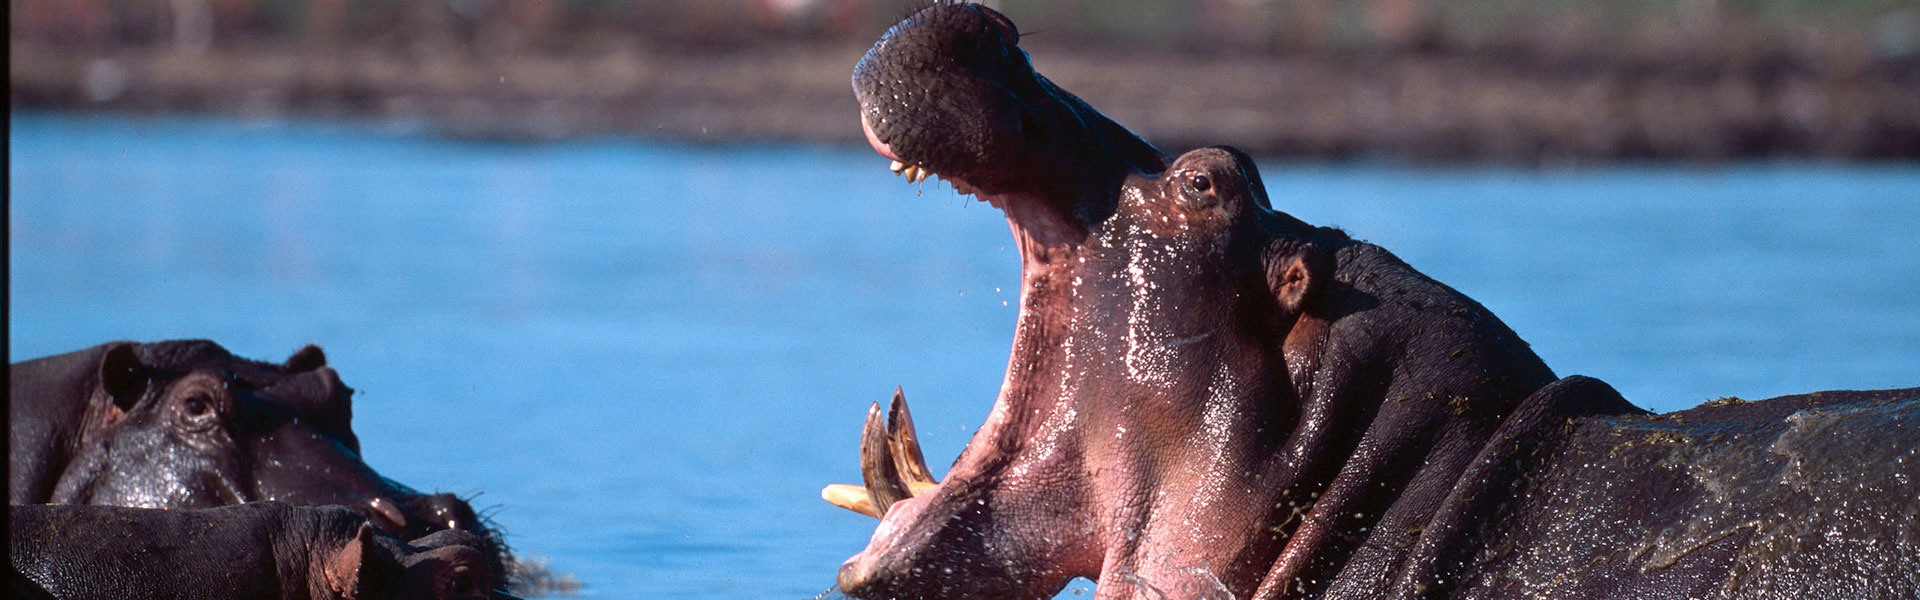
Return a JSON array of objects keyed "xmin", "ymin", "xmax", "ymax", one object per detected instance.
[
  {"xmin": 1638, "ymin": 398, "xmax": 1920, "ymax": 592},
  {"xmin": 1465, "ymin": 391, "xmax": 1920, "ymax": 599},
  {"xmin": 820, "ymin": 3, "xmax": 1920, "ymax": 600}
]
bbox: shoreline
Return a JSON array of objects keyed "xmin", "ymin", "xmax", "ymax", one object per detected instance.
[{"xmin": 12, "ymin": 40, "xmax": 1919, "ymax": 162}]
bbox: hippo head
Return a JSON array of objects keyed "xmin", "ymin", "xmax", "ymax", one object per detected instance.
[
  {"xmin": 830, "ymin": 5, "xmax": 1363, "ymax": 598},
  {"xmin": 49, "ymin": 341, "xmax": 493, "ymax": 546}
]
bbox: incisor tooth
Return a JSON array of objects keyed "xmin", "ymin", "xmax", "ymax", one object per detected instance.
[
  {"xmin": 890, "ymin": 160, "xmax": 906, "ymax": 174},
  {"xmin": 822, "ymin": 483, "xmax": 880, "ymax": 517}
]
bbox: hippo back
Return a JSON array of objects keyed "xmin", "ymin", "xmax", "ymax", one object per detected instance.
[{"xmin": 1455, "ymin": 387, "xmax": 1920, "ymax": 599}]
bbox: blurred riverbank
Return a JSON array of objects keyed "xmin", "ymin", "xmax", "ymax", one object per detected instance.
[{"xmin": 12, "ymin": 0, "xmax": 1920, "ymax": 162}]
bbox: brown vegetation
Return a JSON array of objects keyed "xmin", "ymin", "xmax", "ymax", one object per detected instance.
[{"xmin": 11, "ymin": 0, "xmax": 1920, "ymax": 161}]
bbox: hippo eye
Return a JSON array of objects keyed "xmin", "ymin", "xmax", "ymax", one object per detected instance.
[
  {"xmin": 1187, "ymin": 173, "xmax": 1212, "ymax": 193},
  {"xmin": 182, "ymin": 394, "xmax": 212, "ymax": 418},
  {"xmin": 179, "ymin": 393, "xmax": 220, "ymax": 427}
]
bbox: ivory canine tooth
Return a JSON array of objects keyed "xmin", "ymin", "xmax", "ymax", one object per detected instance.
[
  {"xmin": 826, "ymin": 390, "xmax": 943, "ymax": 518},
  {"xmin": 887, "ymin": 387, "xmax": 939, "ymax": 490},
  {"xmin": 890, "ymin": 160, "xmax": 907, "ymax": 174},
  {"xmin": 860, "ymin": 400, "xmax": 913, "ymax": 516},
  {"xmin": 822, "ymin": 483, "xmax": 880, "ymax": 518}
]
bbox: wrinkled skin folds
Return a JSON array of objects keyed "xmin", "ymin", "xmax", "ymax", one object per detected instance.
[
  {"xmin": 8, "ymin": 340, "xmax": 498, "ymax": 555},
  {"xmin": 829, "ymin": 4, "xmax": 1920, "ymax": 599}
]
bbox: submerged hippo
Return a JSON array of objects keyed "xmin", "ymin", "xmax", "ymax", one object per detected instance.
[
  {"xmin": 8, "ymin": 340, "xmax": 493, "ymax": 548},
  {"xmin": 820, "ymin": 4, "xmax": 1920, "ymax": 599},
  {"xmin": 9, "ymin": 502, "xmax": 512, "ymax": 600}
]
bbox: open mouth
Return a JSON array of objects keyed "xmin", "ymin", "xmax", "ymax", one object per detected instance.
[
  {"xmin": 827, "ymin": 0, "xmax": 1167, "ymax": 526},
  {"xmin": 826, "ymin": 4, "xmax": 1176, "ymax": 598},
  {"xmin": 861, "ymin": 114, "xmax": 984, "ymax": 198}
]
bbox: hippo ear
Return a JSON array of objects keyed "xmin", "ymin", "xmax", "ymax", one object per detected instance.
[
  {"xmin": 285, "ymin": 344, "xmax": 328, "ymax": 372},
  {"xmin": 323, "ymin": 522, "xmax": 376, "ymax": 600},
  {"xmin": 96, "ymin": 342, "xmax": 148, "ymax": 416},
  {"xmin": 1265, "ymin": 240, "xmax": 1323, "ymax": 315}
]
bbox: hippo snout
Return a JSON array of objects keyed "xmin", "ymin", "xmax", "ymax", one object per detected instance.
[
  {"xmin": 408, "ymin": 492, "xmax": 483, "ymax": 533},
  {"xmin": 350, "ymin": 492, "xmax": 484, "ymax": 544}
]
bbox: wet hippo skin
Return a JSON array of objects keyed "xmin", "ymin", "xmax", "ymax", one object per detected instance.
[
  {"xmin": 8, "ymin": 340, "xmax": 496, "ymax": 551},
  {"xmin": 8, "ymin": 502, "xmax": 512, "ymax": 600},
  {"xmin": 820, "ymin": 4, "xmax": 1920, "ymax": 599}
]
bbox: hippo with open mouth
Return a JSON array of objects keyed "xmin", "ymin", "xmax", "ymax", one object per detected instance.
[{"xmin": 821, "ymin": 4, "xmax": 1920, "ymax": 599}]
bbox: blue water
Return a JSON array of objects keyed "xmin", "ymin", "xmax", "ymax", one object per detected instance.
[{"xmin": 10, "ymin": 113, "xmax": 1919, "ymax": 599}]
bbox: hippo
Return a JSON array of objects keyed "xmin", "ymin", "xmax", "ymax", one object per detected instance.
[
  {"xmin": 819, "ymin": 4, "xmax": 1920, "ymax": 599},
  {"xmin": 9, "ymin": 502, "xmax": 513, "ymax": 600},
  {"xmin": 8, "ymin": 340, "xmax": 493, "ymax": 548}
]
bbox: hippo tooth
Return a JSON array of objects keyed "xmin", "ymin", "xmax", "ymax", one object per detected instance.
[
  {"xmin": 887, "ymin": 387, "xmax": 940, "ymax": 490},
  {"xmin": 822, "ymin": 483, "xmax": 881, "ymax": 518},
  {"xmin": 860, "ymin": 400, "xmax": 915, "ymax": 516},
  {"xmin": 900, "ymin": 165, "xmax": 919, "ymax": 180},
  {"xmin": 890, "ymin": 160, "xmax": 907, "ymax": 174}
]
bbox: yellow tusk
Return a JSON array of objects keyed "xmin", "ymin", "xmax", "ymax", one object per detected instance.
[{"xmin": 822, "ymin": 483, "xmax": 880, "ymax": 518}]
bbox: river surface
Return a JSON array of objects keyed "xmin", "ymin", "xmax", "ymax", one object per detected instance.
[{"xmin": 10, "ymin": 113, "xmax": 1919, "ymax": 598}]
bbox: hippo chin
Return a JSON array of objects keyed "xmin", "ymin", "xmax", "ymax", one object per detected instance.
[
  {"xmin": 8, "ymin": 340, "xmax": 496, "ymax": 552},
  {"xmin": 823, "ymin": 4, "xmax": 1920, "ymax": 600}
]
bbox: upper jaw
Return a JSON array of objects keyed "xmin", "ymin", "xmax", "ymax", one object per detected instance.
[
  {"xmin": 853, "ymin": 5, "xmax": 1164, "ymax": 256},
  {"xmin": 857, "ymin": 86, "xmax": 1161, "ymax": 262}
]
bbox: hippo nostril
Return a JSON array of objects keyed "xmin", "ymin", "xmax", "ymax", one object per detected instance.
[
  {"xmin": 449, "ymin": 565, "xmax": 478, "ymax": 598},
  {"xmin": 837, "ymin": 561, "xmax": 868, "ymax": 594},
  {"xmin": 419, "ymin": 493, "xmax": 480, "ymax": 533}
]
